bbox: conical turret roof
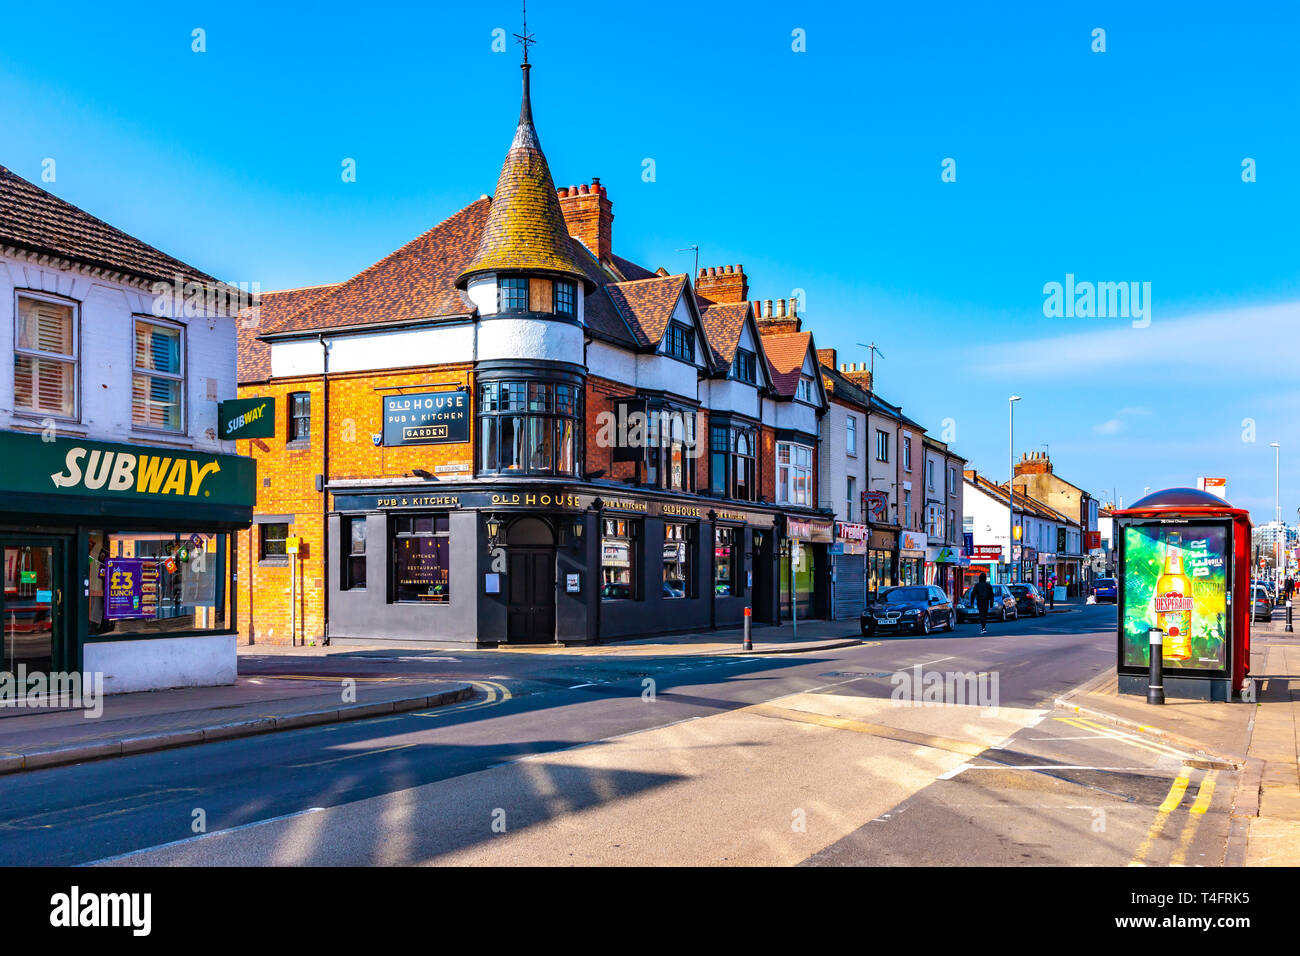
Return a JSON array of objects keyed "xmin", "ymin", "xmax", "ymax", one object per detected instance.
[{"xmin": 457, "ymin": 63, "xmax": 591, "ymax": 290}]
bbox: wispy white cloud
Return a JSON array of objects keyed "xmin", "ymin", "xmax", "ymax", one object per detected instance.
[
  {"xmin": 1093, "ymin": 418, "xmax": 1124, "ymax": 434},
  {"xmin": 977, "ymin": 300, "xmax": 1300, "ymax": 379}
]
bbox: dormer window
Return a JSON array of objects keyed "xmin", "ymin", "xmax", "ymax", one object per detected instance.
[
  {"xmin": 796, "ymin": 377, "xmax": 814, "ymax": 402},
  {"xmin": 666, "ymin": 322, "xmax": 694, "ymax": 362},
  {"xmin": 732, "ymin": 348, "xmax": 756, "ymax": 384},
  {"xmin": 555, "ymin": 280, "xmax": 576, "ymax": 317},
  {"xmin": 498, "ymin": 277, "xmax": 528, "ymax": 312}
]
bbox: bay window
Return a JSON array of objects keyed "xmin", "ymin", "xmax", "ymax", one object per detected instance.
[{"xmin": 478, "ymin": 378, "xmax": 583, "ymax": 476}]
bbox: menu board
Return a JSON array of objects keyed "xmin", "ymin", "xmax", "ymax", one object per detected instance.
[{"xmin": 105, "ymin": 558, "xmax": 159, "ymax": 620}]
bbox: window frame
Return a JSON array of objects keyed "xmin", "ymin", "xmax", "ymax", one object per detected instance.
[
  {"xmin": 876, "ymin": 429, "xmax": 890, "ymax": 463},
  {"xmin": 776, "ymin": 440, "xmax": 814, "ymax": 507},
  {"xmin": 665, "ymin": 322, "xmax": 694, "ymax": 363},
  {"xmin": 343, "ymin": 516, "xmax": 367, "ymax": 590},
  {"xmin": 554, "ymin": 280, "xmax": 576, "ymax": 317},
  {"xmin": 391, "ymin": 513, "xmax": 452, "ymax": 604},
  {"xmin": 287, "ymin": 391, "xmax": 311, "ymax": 444},
  {"xmin": 497, "ymin": 277, "xmax": 529, "ymax": 313},
  {"xmin": 714, "ymin": 525, "xmax": 739, "ymax": 598},
  {"xmin": 13, "ymin": 290, "xmax": 80, "ymax": 422},
  {"xmin": 846, "ymin": 415, "xmax": 858, "ymax": 457},
  {"xmin": 259, "ymin": 522, "xmax": 290, "ymax": 565},
  {"xmin": 477, "ymin": 377, "xmax": 584, "ymax": 478},
  {"xmin": 732, "ymin": 347, "xmax": 757, "ymax": 384},
  {"xmin": 601, "ymin": 517, "xmax": 640, "ymax": 601},
  {"xmin": 131, "ymin": 314, "xmax": 187, "ymax": 434},
  {"xmin": 663, "ymin": 521, "xmax": 694, "ymax": 599}
]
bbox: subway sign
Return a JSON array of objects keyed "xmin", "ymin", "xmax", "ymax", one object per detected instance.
[
  {"xmin": 382, "ymin": 390, "xmax": 470, "ymax": 447},
  {"xmin": 0, "ymin": 432, "xmax": 256, "ymax": 507},
  {"xmin": 218, "ymin": 396, "xmax": 275, "ymax": 439}
]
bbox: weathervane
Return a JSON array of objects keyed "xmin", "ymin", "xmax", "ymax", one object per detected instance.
[{"xmin": 514, "ymin": 0, "xmax": 536, "ymax": 63}]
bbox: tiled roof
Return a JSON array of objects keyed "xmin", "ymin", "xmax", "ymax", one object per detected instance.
[
  {"xmin": 456, "ymin": 66, "xmax": 589, "ymax": 289},
  {"xmin": 237, "ymin": 284, "xmax": 339, "ymax": 384},
  {"xmin": 603, "ymin": 274, "xmax": 688, "ymax": 350},
  {"xmin": 697, "ymin": 299, "xmax": 751, "ymax": 369},
  {"xmin": 260, "ymin": 200, "xmax": 489, "ymax": 338},
  {"xmin": 0, "ymin": 163, "xmax": 223, "ymax": 288},
  {"xmin": 965, "ymin": 470, "xmax": 1079, "ymax": 525},
  {"xmin": 760, "ymin": 331, "xmax": 813, "ymax": 397}
]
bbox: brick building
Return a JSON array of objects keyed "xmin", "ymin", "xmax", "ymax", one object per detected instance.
[{"xmin": 235, "ymin": 56, "xmax": 832, "ymax": 646}]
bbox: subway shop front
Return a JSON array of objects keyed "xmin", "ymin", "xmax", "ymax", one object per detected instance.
[{"xmin": 0, "ymin": 431, "xmax": 255, "ymax": 693}]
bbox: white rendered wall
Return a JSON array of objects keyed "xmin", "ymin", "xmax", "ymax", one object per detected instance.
[
  {"xmin": 270, "ymin": 324, "xmax": 476, "ymax": 376},
  {"xmin": 477, "ymin": 316, "xmax": 585, "ymax": 366},
  {"xmin": 0, "ymin": 254, "xmax": 238, "ymax": 454},
  {"xmin": 85, "ymin": 634, "xmax": 237, "ymax": 694}
]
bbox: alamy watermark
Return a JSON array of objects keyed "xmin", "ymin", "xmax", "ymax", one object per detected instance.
[
  {"xmin": 0, "ymin": 667, "xmax": 104, "ymax": 718},
  {"xmin": 1043, "ymin": 274, "xmax": 1151, "ymax": 328},
  {"xmin": 890, "ymin": 664, "xmax": 1000, "ymax": 716}
]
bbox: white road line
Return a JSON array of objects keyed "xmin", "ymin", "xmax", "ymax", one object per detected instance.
[{"xmin": 83, "ymin": 807, "xmax": 326, "ymax": 866}]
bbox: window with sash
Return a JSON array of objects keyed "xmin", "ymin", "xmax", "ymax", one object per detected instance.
[
  {"xmin": 14, "ymin": 294, "xmax": 78, "ymax": 419},
  {"xmin": 132, "ymin": 317, "xmax": 184, "ymax": 432},
  {"xmin": 478, "ymin": 379, "xmax": 582, "ymax": 476},
  {"xmin": 776, "ymin": 441, "xmax": 813, "ymax": 506}
]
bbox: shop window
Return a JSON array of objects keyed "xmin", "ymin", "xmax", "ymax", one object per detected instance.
[
  {"xmin": 714, "ymin": 527, "xmax": 737, "ymax": 597},
  {"xmin": 393, "ymin": 514, "xmax": 451, "ymax": 603},
  {"xmin": 14, "ymin": 293, "xmax": 78, "ymax": 420},
  {"xmin": 663, "ymin": 522, "xmax": 693, "ymax": 599},
  {"xmin": 132, "ymin": 317, "xmax": 184, "ymax": 432},
  {"xmin": 89, "ymin": 531, "xmax": 230, "ymax": 637},
  {"xmin": 776, "ymin": 442, "xmax": 813, "ymax": 506},
  {"xmin": 288, "ymin": 392, "xmax": 311, "ymax": 443},
  {"xmin": 601, "ymin": 517, "xmax": 639, "ymax": 601},
  {"xmin": 259, "ymin": 522, "xmax": 289, "ymax": 562},
  {"xmin": 478, "ymin": 378, "xmax": 582, "ymax": 477},
  {"xmin": 344, "ymin": 517, "xmax": 366, "ymax": 590}
]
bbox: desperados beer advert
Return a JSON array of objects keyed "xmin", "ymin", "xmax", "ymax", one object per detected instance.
[{"xmin": 1121, "ymin": 523, "xmax": 1229, "ymax": 672}]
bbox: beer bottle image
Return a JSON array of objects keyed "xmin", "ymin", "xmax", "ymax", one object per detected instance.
[{"xmin": 1154, "ymin": 532, "xmax": 1194, "ymax": 661}]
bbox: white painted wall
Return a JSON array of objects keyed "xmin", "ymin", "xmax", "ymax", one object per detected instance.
[
  {"xmin": 477, "ymin": 317, "xmax": 584, "ymax": 365},
  {"xmin": 270, "ymin": 324, "xmax": 476, "ymax": 376},
  {"xmin": 85, "ymin": 633, "xmax": 237, "ymax": 694},
  {"xmin": 0, "ymin": 253, "xmax": 237, "ymax": 453}
]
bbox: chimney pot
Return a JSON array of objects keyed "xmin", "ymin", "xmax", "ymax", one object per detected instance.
[
  {"xmin": 764, "ymin": 299, "xmax": 773, "ymax": 318},
  {"xmin": 579, "ymin": 184, "xmax": 590, "ymax": 195},
  {"xmin": 789, "ymin": 296, "xmax": 798, "ymax": 317},
  {"xmin": 776, "ymin": 299, "xmax": 786, "ymax": 318},
  {"xmin": 591, "ymin": 176, "xmax": 601, "ymax": 187},
  {"xmin": 699, "ymin": 268, "xmax": 708, "ymax": 278}
]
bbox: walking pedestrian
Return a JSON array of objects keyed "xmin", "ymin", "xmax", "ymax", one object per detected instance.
[{"xmin": 972, "ymin": 572, "xmax": 995, "ymax": 635}]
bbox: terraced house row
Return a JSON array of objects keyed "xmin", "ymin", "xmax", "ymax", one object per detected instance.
[{"xmin": 233, "ymin": 58, "xmax": 971, "ymax": 647}]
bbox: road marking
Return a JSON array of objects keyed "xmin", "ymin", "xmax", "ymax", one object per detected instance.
[
  {"xmin": 1170, "ymin": 771, "xmax": 1219, "ymax": 866},
  {"xmin": 1053, "ymin": 716, "xmax": 1190, "ymax": 761},
  {"xmin": 287, "ymin": 741, "xmax": 419, "ymax": 768},
  {"xmin": 1129, "ymin": 767, "xmax": 1192, "ymax": 866},
  {"xmin": 83, "ymin": 806, "xmax": 326, "ymax": 866},
  {"xmin": 952, "ymin": 765, "xmax": 1155, "ymax": 772},
  {"xmin": 254, "ymin": 674, "xmax": 403, "ymax": 683},
  {"xmin": 747, "ymin": 704, "xmax": 987, "ymax": 757},
  {"xmin": 410, "ymin": 679, "xmax": 512, "ymax": 718}
]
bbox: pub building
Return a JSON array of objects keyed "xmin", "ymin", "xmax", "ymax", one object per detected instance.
[
  {"xmin": 0, "ymin": 164, "xmax": 257, "ymax": 692},
  {"xmin": 234, "ymin": 55, "xmax": 834, "ymax": 647}
]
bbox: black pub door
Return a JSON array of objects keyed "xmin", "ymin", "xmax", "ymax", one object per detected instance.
[{"xmin": 505, "ymin": 518, "xmax": 556, "ymax": 644}]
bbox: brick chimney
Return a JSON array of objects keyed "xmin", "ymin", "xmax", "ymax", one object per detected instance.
[
  {"xmin": 837, "ymin": 361, "xmax": 873, "ymax": 391},
  {"xmin": 817, "ymin": 348, "xmax": 837, "ymax": 369},
  {"xmin": 1014, "ymin": 451, "xmax": 1053, "ymax": 476},
  {"xmin": 752, "ymin": 295, "xmax": 801, "ymax": 334},
  {"xmin": 696, "ymin": 264, "xmax": 748, "ymax": 303},
  {"xmin": 557, "ymin": 179, "xmax": 613, "ymax": 263}
]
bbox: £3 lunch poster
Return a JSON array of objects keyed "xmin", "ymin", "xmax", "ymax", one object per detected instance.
[{"xmin": 1121, "ymin": 521, "xmax": 1230, "ymax": 673}]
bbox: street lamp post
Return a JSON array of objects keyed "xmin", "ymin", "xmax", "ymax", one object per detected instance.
[
  {"xmin": 1009, "ymin": 396, "xmax": 1021, "ymax": 584},
  {"xmin": 1271, "ymin": 442, "xmax": 1281, "ymax": 582}
]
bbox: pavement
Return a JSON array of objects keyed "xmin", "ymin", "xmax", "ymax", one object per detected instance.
[
  {"xmin": 1054, "ymin": 606, "xmax": 1300, "ymax": 866},
  {"xmin": 0, "ymin": 673, "xmax": 472, "ymax": 775}
]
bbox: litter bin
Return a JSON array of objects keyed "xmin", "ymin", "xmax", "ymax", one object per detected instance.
[{"xmin": 1113, "ymin": 487, "xmax": 1252, "ymax": 701}]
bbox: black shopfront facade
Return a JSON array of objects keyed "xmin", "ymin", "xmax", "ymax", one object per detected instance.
[{"xmin": 325, "ymin": 481, "xmax": 815, "ymax": 646}]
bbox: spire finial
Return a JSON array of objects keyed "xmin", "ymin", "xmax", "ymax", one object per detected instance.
[{"xmin": 514, "ymin": 0, "xmax": 535, "ymax": 64}]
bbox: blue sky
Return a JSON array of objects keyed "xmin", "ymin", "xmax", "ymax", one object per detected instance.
[{"xmin": 3, "ymin": 1, "xmax": 1297, "ymax": 520}]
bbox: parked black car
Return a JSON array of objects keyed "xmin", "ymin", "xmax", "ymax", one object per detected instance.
[
  {"xmin": 1009, "ymin": 583, "xmax": 1046, "ymax": 617},
  {"xmin": 955, "ymin": 583, "xmax": 1019, "ymax": 623},
  {"xmin": 861, "ymin": 585, "xmax": 956, "ymax": 637}
]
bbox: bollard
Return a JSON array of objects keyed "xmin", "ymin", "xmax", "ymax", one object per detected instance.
[
  {"xmin": 1288, "ymin": 600, "xmax": 1294, "ymax": 634},
  {"xmin": 1147, "ymin": 627, "xmax": 1165, "ymax": 705},
  {"xmin": 743, "ymin": 606, "xmax": 753, "ymax": 651}
]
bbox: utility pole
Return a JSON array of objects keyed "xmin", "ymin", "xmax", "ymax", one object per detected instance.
[{"xmin": 1009, "ymin": 396, "xmax": 1021, "ymax": 584}]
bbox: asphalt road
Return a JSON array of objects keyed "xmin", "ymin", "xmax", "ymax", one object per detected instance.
[{"xmin": 0, "ymin": 604, "xmax": 1235, "ymax": 866}]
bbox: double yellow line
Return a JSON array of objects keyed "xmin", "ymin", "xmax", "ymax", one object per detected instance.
[
  {"xmin": 1129, "ymin": 767, "xmax": 1218, "ymax": 866},
  {"xmin": 411, "ymin": 679, "xmax": 512, "ymax": 717}
]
